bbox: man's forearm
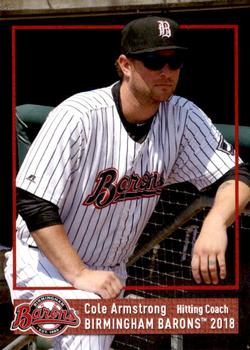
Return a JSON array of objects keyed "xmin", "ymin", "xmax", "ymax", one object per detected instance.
[
  {"xmin": 31, "ymin": 224, "xmax": 86, "ymax": 285},
  {"xmin": 208, "ymin": 180, "xmax": 250, "ymax": 226},
  {"xmin": 31, "ymin": 224, "xmax": 124, "ymax": 298},
  {"xmin": 191, "ymin": 179, "xmax": 250, "ymax": 285}
]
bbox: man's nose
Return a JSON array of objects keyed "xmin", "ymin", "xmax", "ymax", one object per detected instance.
[{"xmin": 159, "ymin": 63, "xmax": 173, "ymax": 76}]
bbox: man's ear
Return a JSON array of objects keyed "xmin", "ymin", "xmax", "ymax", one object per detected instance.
[{"xmin": 117, "ymin": 54, "xmax": 133, "ymax": 78}]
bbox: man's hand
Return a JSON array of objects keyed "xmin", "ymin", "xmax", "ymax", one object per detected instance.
[
  {"xmin": 191, "ymin": 215, "xmax": 228, "ymax": 285},
  {"xmin": 73, "ymin": 268, "xmax": 124, "ymax": 299},
  {"xmin": 191, "ymin": 180, "xmax": 250, "ymax": 285},
  {"xmin": 31, "ymin": 225, "xmax": 124, "ymax": 298}
]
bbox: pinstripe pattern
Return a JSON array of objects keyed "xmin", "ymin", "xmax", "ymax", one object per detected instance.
[
  {"xmin": 16, "ymin": 84, "xmax": 236, "ymax": 273},
  {"xmin": 10, "ymin": 83, "xmax": 239, "ymax": 350},
  {"xmin": 53, "ymin": 334, "xmax": 114, "ymax": 350},
  {"xmin": 4, "ymin": 242, "xmax": 116, "ymax": 350}
]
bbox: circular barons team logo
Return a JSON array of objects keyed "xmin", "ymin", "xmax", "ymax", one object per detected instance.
[{"xmin": 11, "ymin": 294, "xmax": 80, "ymax": 337}]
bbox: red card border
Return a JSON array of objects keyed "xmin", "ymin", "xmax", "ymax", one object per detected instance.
[{"xmin": 11, "ymin": 23, "xmax": 239, "ymax": 291}]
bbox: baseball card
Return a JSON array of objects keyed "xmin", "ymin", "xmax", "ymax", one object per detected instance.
[{"xmin": 0, "ymin": 3, "xmax": 250, "ymax": 350}]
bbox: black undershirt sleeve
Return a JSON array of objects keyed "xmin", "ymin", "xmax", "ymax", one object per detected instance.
[
  {"xmin": 17, "ymin": 187, "xmax": 62, "ymax": 232},
  {"xmin": 202, "ymin": 163, "xmax": 250, "ymax": 195}
]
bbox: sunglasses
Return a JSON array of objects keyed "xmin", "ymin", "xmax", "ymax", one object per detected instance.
[{"xmin": 128, "ymin": 53, "xmax": 184, "ymax": 71}]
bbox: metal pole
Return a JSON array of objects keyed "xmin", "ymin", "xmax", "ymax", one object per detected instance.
[
  {"xmin": 171, "ymin": 335, "xmax": 183, "ymax": 350},
  {"xmin": 2, "ymin": 335, "xmax": 36, "ymax": 350}
]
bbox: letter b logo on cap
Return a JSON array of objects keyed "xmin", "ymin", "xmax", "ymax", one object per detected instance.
[{"xmin": 158, "ymin": 21, "xmax": 172, "ymax": 38}]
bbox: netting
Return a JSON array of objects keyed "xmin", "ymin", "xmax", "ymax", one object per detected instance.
[
  {"xmin": 112, "ymin": 183, "xmax": 250, "ymax": 350},
  {"xmin": 126, "ymin": 183, "xmax": 236, "ymax": 290}
]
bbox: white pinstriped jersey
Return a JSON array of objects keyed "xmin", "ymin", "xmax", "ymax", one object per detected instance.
[{"xmin": 16, "ymin": 83, "xmax": 237, "ymax": 275}]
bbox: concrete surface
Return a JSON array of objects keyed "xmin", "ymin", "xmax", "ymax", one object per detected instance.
[{"xmin": 0, "ymin": 0, "xmax": 249, "ymax": 18}]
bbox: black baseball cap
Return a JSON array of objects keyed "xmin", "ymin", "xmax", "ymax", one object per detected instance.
[{"xmin": 121, "ymin": 16, "xmax": 187, "ymax": 55}]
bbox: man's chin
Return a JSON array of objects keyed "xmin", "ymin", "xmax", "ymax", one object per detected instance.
[
  {"xmin": 153, "ymin": 86, "xmax": 174, "ymax": 101},
  {"xmin": 152, "ymin": 92, "xmax": 172, "ymax": 103}
]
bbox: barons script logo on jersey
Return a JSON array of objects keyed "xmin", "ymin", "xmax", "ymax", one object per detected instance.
[
  {"xmin": 11, "ymin": 294, "xmax": 80, "ymax": 337},
  {"xmin": 83, "ymin": 168, "xmax": 165, "ymax": 209}
]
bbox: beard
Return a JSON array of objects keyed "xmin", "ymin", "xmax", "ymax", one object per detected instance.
[{"xmin": 131, "ymin": 78, "xmax": 176, "ymax": 106}]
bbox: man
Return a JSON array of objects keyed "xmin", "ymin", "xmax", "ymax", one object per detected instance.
[{"xmin": 5, "ymin": 16, "xmax": 250, "ymax": 349}]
